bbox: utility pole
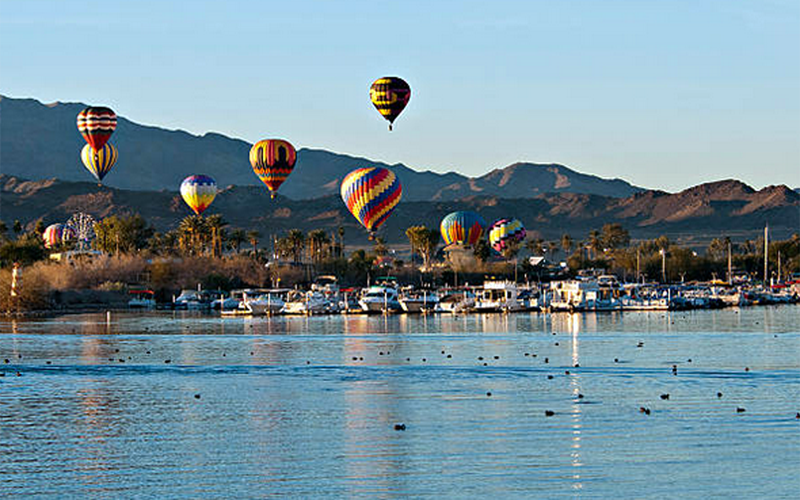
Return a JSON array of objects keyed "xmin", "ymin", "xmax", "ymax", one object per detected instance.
[
  {"xmin": 763, "ymin": 224, "xmax": 769, "ymax": 284},
  {"xmin": 727, "ymin": 239, "xmax": 732, "ymax": 284}
]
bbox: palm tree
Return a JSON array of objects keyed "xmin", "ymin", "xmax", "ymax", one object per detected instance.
[
  {"xmin": 205, "ymin": 214, "xmax": 227, "ymax": 257},
  {"xmin": 246, "ymin": 230, "xmax": 261, "ymax": 256},
  {"xmin": 338, "ymin": 226, "xmax": 345, "ymax": 256},
  {"xmin": 560, "ymin": 234, "xmax": 573, "ymax": 257},
  {"xmin": 286, "ymin": 229, "xmax": 306, "ymax": 262},
  {"xmin": 0, "ymin": 220, "xmax": 7, "ymax": 241},
  {"xmin": 178, "ymin": 215, "xmax": 206, "ymax": 255},
  {"xmin": 229, "ymin": 229, "xmax": 246, "ymax": 254},
  {"xmin": 13, "ymin": 220, "xmax": 22, "ymax": 236},
  {"xmin": 588, "ymin": 230, "xmax": 602, "ymax": 260},
  {"xmin": 525, "ymin": 238, "xmax": 544, "ymax": 256},
  {"xmin": 307, "ymin": 229, "xmax": 330, "ymax": 263}
]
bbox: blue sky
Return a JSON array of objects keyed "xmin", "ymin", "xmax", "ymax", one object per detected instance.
[{"xmin": 1, "ymin": 0, "xmax": 798, "ymax": 191}]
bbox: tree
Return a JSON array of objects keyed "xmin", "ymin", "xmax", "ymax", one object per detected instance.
[
  {"xmin": 473, "ymin": 238, "xmax": 491, "ymax": 263},
  {"xmin": 706, "ymin": 237, "xmax": 730, "ymax": 261},
  {"xmin": 307, "ymin": 229, "xmax": 330, "ymax": 263},
  {"xmin": 405, "ymin": 226, "xmax": 440, "ymax": 271},
  {"xmin": 338, "ymin": 226, "xmax": 345, "ymax": 256},
  {"xmin": 561, "ymin": 234, "xmax": 573, "ymax": 257},
  {"xmin": 246, "ymin": 230, "xmax": 260, "ymax": 256},
  {"xmin": 34, "ymin": 219, "xmax": 45, "ymax": 236},
  {"xmin": 229, "ymin": 229, "xmax": 246, "ymax": 254},
  {"xmin": 0, "ymin": 233, "xmax": 46, "ymax": 266},
  {"xmin": 373, "ymin": 236, "xmax": 388, "ymax": 257},
  {"xmin": 95, "ymin": 214, "xmax": 154, "ymax": 254},
  {"xmin": 0, "ymin": 220, "xmax": 7, "ymax": 241},
  {"xmin": 13, "ymin": 220, "xmax": 22, "ymax": 236},
  {"xmin": 601, "ymin": 223, "xmax": 630, "ymax": 250},
  {"xmin": 525, "ymin": 238, "xmax": 544, "ymax": 256},
  {"xmin": 588, "ymin": 230, "xmax": 602, "ymax": 259},
  {"xmin": 205, "ymin": 214, "xmax": 228, "ymax": 257}
]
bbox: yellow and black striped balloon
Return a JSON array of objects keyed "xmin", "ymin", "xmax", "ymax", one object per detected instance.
[
  {"xmin": 370, "ymin": 76, "xmax": 411, "ymax": 131},
  {"xmin": 80, "ymin": 143, "xmax": 118, "ymax": 182}
]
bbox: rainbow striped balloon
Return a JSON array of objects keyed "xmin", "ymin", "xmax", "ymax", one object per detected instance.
[
  {"xmin": 488, "ymin": 218, "xmax": 526, "ymax": 253},
  {"xmin": 43, "ymin": 224, "xmax": 76, "ymax": 249},
  {"xmin": 180, "ymin": 175, "xmax": 217, "ymax": 215},
  {"xmin": 77, "ymin": 107, "xmax": 117, "ymax": 150},
  {"xmin": 80, "ymin": 143, "xmax": 118, "ymax": 182},
  {"xmin": 250, "ymin": 139, "xmax": 297, "ymax": 199},
  {"xmin": 340, "ymin": 167, "xmax": 402, "ymax": 236},
  {"xmin": 440, "ymin": 211, "xmax": 487, "ymax": 247}
]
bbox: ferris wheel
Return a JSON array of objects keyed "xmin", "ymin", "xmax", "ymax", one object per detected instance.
[{"xmin": 66, "ymin": 212, "xmax": 96, "ymax": 251}]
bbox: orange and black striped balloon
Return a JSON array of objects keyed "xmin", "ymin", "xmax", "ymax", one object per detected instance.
[
  {"xmin": 77, "ymin": 106, "xmax": 117, "ymax": 150},
  {"xmin": 370, "ymin": 77, "xmax": 411, "ymax": 131},
  {"xmin": 249, "ymin": 139, "xmax": 297, "ymax": 199}
]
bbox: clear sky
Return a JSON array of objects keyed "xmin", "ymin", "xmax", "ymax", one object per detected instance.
[{"xmin": 1, "ymin": 0, "xmax": 798, "ymax": 191}]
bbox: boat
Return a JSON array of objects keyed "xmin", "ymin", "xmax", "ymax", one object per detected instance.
[
  {"xmin": 549, "ymin": 278, "xmax": 621, "ymax": 312},
  {"xmin": 128, "ymin": 289, "xmax": 156, "ymax": 309},
  {"xmin": 474, "ymin": 281, "xmax": 524, "ymax": 312},
  {"xmin": 173, "ymin": 289, "xmax": 208, "ymax": 310},
  {"xmin": 222, "ymin": 289, "xmax": 288, "ymax": 316},
  {"xmin": 436, "ymin": 288, "xmax": 476, "ymax": 313},
  {"xmin": 399, "ymin": 288, "xmax": 439, "ymax": 313},
  {"xmin": 359, "ymin": 284, "xmax": 401, "ymax": 313},
  {"xmin": 283, "ymin": 290, "xmax": 334, "ymax": 315}
]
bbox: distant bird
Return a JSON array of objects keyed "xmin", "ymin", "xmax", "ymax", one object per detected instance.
[
  {"xmin": 545, "ymin": 410, "xmax": 555, "ymax": 417},
  {"xmin": 660, "ymin": 394, "xmax": 670, "ymax": 400},
  {"xmin": 736, "ymin": 407, "xmax": 746, "ymax": 413},
  {"xmin": 394, "ymin": 423, "xmax": 406, "ymax": 431},
  {"xmin": 717, "ymin": 392, "xmax": 723, "ymax": 398},
  {"xmin": 194, "ymin": 394, "xmax": 201, "ymax": 399},
  {"xmin": 639, "ymin": 407, "xmax": 651, "ymax": 415},
  {"xmin": 486, "ymin": 392, "xmax": 492, "ymax": 397},
  {"xmin": 637, "ymin": 342, "xmax": 644, "ymax": 348}
]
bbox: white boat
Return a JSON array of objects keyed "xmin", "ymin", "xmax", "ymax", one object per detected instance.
[
  {"xmin": 436, "ymin": 289, "xmax": 476, "ymax": 313},
  {"xmin": 474, "ymin": 281, "xmax": 524, "ymax": 312},
  {"xmin": 128, "ymin": 290, "xmax": 156, "ymax": 309},
  {"xmin": 283, "ymin": 290, "xmax": 333, "ymax": 315},
  {"xmin": 223, "ymin": 289, "xmax": 287, "ymax": 316},
  {"xmin": 399, "ymin": 289, "xmax": 439, "ymax": 313},
  {"xmin": 211, "ymin": 290, "xmax": 243, "ymax": 311},
  {"xmin": 359, "ymin": 285, "xmax": 401, "ymax": 313},
  {"xmin": 550, "ymin": 278, "xmax": 621, "ymax": 312},
  {"xmin": 174, "ymin": 289, "xmax": 207, "ymax": 310}
]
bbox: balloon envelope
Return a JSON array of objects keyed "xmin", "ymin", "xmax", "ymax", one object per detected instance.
[
  {"xmin": 81, "ymin": 143, "xmax": 118, "ymax": 182},
  {"xmin": 340, "ymin": 167, "xmax": 402, "ymax": 234},
  {"xmin": 440, "ymin": 211, "xmax": 487, "ymax": 247},
  {"xmin": 43, "ymin": 224, "xmax": 76, "ymax": 249},
  {"xmin": 250, "ymin": 139, "xmax": 297, "ymax": 198},
  {"xmin": 180, "ymin": 175, "xmax": 217, "ymax": 215},
  {"xmin": 370, "ymin": 77, "xmax": 411, "ymax": 130},
  {"xmin": 488, "ymin": 218, "xmax": 526, "ymax": 253},
  {"xmin": 77, "ymin": 107, "xmax": 117, "ymax": 150}
]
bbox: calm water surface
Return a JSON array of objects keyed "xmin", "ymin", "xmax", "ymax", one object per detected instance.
[{"xmin": 1, "ymin": 307, "xmax": 799, "ymax": 498}]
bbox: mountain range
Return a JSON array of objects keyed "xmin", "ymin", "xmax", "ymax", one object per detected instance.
[
  {"xmin": 2, "ymin": 175, "xmax": 796, "ymax": 247},
  {"xmin": 0, "ymin": 95, "xmax": 642, "ymax": 200}
]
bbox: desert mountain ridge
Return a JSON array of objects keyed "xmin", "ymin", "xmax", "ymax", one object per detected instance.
[{"xmin": 0, "ymin": 94, "xmax": 643, "ymax": 200}]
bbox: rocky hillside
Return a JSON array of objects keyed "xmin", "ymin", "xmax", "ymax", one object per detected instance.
[
  {"xmin": 0, "ymin": 95, "xmax": 642, "ymax": 200},
  {"xmin": 1, "ymin": 175, "xmax": 796, "ymax": 247}
]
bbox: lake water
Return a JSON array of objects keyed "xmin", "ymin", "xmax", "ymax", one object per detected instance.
[{"xmin": 1, "ymin": 307, "xmax": 799, "ymax": 499}]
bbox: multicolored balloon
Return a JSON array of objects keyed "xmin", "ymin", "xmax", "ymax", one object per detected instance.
[
  {"xmin": 180, "ymin": 175, "xmax": 217, "ymax": 215},
  {"xmin": 370, "ymin": 77, "xmax": 411, "ymax": 131},
  {"xmin": 80, "ymin": 143, "xmax": 118, "ymax": 182},
  {"xmin": 488, "ymin": 218, "xmax": 526, "ymax": 253},
  {"xmin": 340, "ymin": 167, "xmax": 402, "ymax": 237},
  {"xmin": 249, "ymin": 139, "xmax": 297, "ymax": 199},
  {"xmin": 77, "ymin": 106, "xmax": 117, "ymax": 150},
  {"xmin": 440, "ymin": 211, "xmax": 487, "ymax": 247},
  {"xmin": 42, "ymin": 224, "xmax": 76, "ymax": 249}
]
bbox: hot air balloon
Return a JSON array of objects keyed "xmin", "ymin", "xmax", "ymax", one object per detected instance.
[
  {"xmin": 77, "ymin": 107, "xmax": 117, "ymax": 150},
  {"xmin": 81, "ymin": 143, "xmax": 118, "ymax": 182},
  {"xmin": 250, "ymin": 139, "xmax": 297, "ymax": 199},
  {"xmin": 42, "ymin": 224, "xmax": 76, "ymax": 249},
  {"xmin": 180, "ymin": 175, "xmax": 217, "ymax": 215},
  {"xmin": 440, "ymin": 211, "xmax": 486, "ymax": 247},
  {"xmin": 340, "ymin": 167, "xmax": 402, "ymax": 239},
  {"xmin": 370, "ymin": 77, "xmax": 411, "ymax": 131},
  {"xmin": 488, "ymin": 218, "xmax": 526, "ymax": 253}
]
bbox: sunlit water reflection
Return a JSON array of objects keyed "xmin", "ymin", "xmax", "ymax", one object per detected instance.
[{"xmin": 1, "ymin": 306, "xmax": 799, "ymax": 498}]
